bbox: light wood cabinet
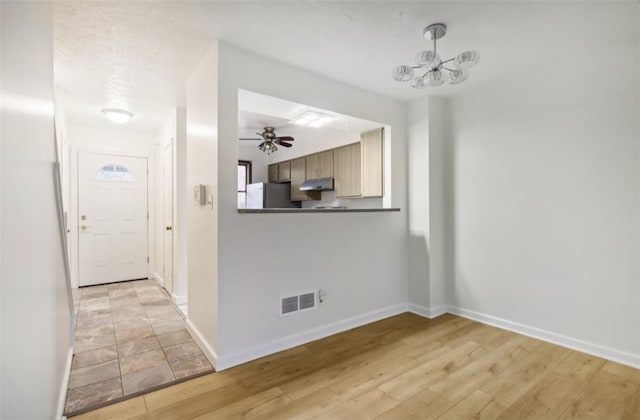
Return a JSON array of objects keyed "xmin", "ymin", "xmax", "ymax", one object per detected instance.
[
  {"xmin": 278, "ymin": 161, "xmax": 291, "ymax": 182},
  {"xmin": 268, "ymin": 164, "xmax": 279, "ymax": 183},
  {"xmin": 361, "ymin": 128, "xmax": 383, "ymax": 197},
  {"xmin": 290, "ymin": 157, "xmax": 320, "ymax": 201},
  {"xmin": 334, "ymin": 142, "xmax": 361, "ymax": 198},
  {"xmin": 306, "ymin": 150, "xmax": 333, "ymax": 180}
]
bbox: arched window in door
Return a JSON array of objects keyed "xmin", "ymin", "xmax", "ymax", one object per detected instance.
[{"xmin": 94, "ymin": 164, "xmax": 135, "ymax": 182}]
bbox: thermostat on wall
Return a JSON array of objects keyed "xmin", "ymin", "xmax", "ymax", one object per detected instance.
[{"xmin": 193, "ymin": 184, "xmax": 206, "ymax": 205}]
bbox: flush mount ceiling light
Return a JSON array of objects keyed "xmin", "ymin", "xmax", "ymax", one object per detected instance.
[
  {"xmin": 392, "ymin": 23, "xmax": 479, "ymax": 88},
  {"xmin": 102, "ymin": 108, "xmax": 134, "ymax": 124},
  {"xmin": 290, "ymin": 111, "xmax": 333, "ymax": 128}
]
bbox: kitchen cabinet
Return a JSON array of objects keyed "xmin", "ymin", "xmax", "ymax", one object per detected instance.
[
  {"xmin": 278, "ymin": 161, "xmax": 291, "ymax": 182},
  {"xmin": 268, "ymin": 164, "xmax": 279, "ymax": 183},
  {"xmin": 290, "ymin": 157, "xmax": 320, "ymax": 201},
  {"xmin": 361, "ymin": 127, "xmax": 383, "ymax": 197},
  {"xmin": 334, "ymin": 142, "xmax": 361, "ymax": 198},
  {"xmin": 306, "ymin": 150, "xmax": 333, "ymax": 180}
]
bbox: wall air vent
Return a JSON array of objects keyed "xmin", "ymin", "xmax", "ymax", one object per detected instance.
[{"xmin": 280, "ymin": 290, "xmax": 317, "ymax": 317}]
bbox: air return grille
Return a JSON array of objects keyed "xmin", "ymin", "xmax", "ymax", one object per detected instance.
[{"xmin": 280, "ymin": 290, "xmax": 317, "ymax": 317}]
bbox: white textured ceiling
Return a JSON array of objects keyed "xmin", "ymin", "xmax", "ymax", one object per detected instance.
[{"xmin": 53, "ymin": 1, "xmax": 635, "ymax": 133}]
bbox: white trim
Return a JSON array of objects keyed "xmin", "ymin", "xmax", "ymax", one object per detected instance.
[
  {"xmin": 214, "ymin": 303, "xmax": 408, "ymax": 371},
  {"xmin": 56, "ymin": 346, "xmax": 74, "ymax": 419},
  {"xmin": 153, "ymin": 271, "xmax": 164, "ymax": 287},
  {"xmin": 407, "ymin": 303, "xmax": 448, "ymax": 319},
  {"xmin": 448, "ymin": 306, "xmax": 640, "ymax": 369},
  {"xmin": 185, "ymin": 319, "xmax": 218, "ymax": 368},
  {"xmin": 172, "ymin": 293, "xmax": 187, "ymax": 305}
]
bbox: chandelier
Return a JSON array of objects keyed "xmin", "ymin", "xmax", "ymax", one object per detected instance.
[{"xmin": 392, "ymin": 23, "xmax": 479, "ymax": 88}]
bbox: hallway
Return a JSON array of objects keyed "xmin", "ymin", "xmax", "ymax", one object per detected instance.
[{"xmin": 65, "ymin": 279, "xmax": 213, "ymax": 416}]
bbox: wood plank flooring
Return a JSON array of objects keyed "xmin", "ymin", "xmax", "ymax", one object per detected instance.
[{"xmin": 70, "ymin": 313, "xmax": 640, "ymax": 420}]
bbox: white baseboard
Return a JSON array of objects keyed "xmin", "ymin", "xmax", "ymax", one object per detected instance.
[
  {"xmin": 152, "ymin": 272, "xmax": 164, "ymax": 287},
  {"xmin": 215, "ymin": 303, "xmax": 408, "ymax": 371},
  {"xmin": 172, "ymin": 293, "xmax": 187, "ymax": 305},
  {"xmin": 408, "ymin": 303, "xmax": 448, "ymax": 319},
  {"xmin": 57, "ymin": 346, "xmax": 74, "ymax": 419},
  {"xmin": 448, "ymin": 306, "xmax": 640, "ymax": 369},
  {"xmin": 185, "ymin": 319, "xmax": 218, "ymax": 369}
]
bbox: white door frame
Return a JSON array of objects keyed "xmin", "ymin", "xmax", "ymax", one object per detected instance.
[
  {"xmin": 76, "ymin": 151, "xmax": 150, "ymax": 286},
  {"xmin": 162, "ymin": 142, "xmax": 174, "ymax": 295}
]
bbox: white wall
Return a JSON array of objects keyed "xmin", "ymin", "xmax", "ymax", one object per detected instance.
[
  {"xmin": 441, "ymin": 3, "xmax": 639, "ymax": 365},
  {"xmin": 215, "ymin": 43, "xmax": 408, "ymax": 368},
  {"xmin": 1, "ymin": 2, "xmax": 73, "ymax": 418},
  {"xmin": 66, "ymin": 125, "xmax": 156, "ymax": 288},
  {"xmin": 186, "ymin": 43, "xmax": 219, "ymax": 360}
]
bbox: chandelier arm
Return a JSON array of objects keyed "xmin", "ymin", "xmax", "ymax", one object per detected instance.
[
  {"xmin": 441, "ymin": 67, "xmax": 455, "ymax": 72},
  {"xmin": 441, "ymin": 58, "xmax": 455, "ymax": 64}
]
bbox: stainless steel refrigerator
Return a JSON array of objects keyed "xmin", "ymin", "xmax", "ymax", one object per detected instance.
[{"xmin": 246, "ymin": 182, "xmax": 300, "ymax": 209}]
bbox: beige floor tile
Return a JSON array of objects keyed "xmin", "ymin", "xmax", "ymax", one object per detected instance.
[
  {"xmin": 152, "ymin": 319, "xmax": 186, "ymax": 335},
  {"xmin": 120, "ymin": 349, "xmax": 169, "ymax": 375},
  {"xmin": 118, "ymin": 336, "xmax": 161, "ymax": 357},
  {"xmin": 122, "ymin": 364, "xmax": 175, "ymax": 396},
  {"xmin": 115, "ymin": 325, "xmax": 155, "ymax": 344},
  {"xmin": 65, "ymin": 377, "xmax": 123, "ymax": 415},
  {"xmin": 163, "ymin": 341, "xmax": 203, "ymax": 363},
  {"xmin": 169, "ymin": 354, "xmax": 213, "ymax": 379},
  {"xmin": 69, "ymin": 359, "xmax": 121, "ymax": 389},
  {"xmin": 72, "ymin": 345, "xmax": 118, "ymax": 370},
  {"xmin": 157, "ymin": 329, "xmax": 192, "ymax": 348},
  {"xmin": 75, "ymin": 334, "xmax": 117, "ymax": 353}
]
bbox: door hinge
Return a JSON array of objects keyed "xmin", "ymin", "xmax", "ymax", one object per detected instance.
[
  {"xmin": 147, "ymin": 212, "xmax": 149, "ymax": 220},
  {"xmin": 147, "ymin": 256, "xmax": 150, "ymax": 263}
]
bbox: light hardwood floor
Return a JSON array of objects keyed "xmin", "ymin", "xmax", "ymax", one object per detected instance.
[{"xmin": 71, "ymin": 313, "xmax": 640, "ymax": 420}]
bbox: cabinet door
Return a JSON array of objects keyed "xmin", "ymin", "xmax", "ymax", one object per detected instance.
[
  {"xmin": 268, "ymin": 164, "xmax": 279, "ymax": 183},
  {"xmin": 318, "ymin": 150, "xmax": 334, "ymax": 179},
  {"xmin": 334, "ymin": 142, "xmax": 361, "ymax": 198},
  {"xmin": 278, "ymin": 161, "xmax": 291, "ymax": 182},
  {"xmin": 361, "ymin": 128, "xmax": 383, "ymax": 197},
  {"xmin": 306, "ymin": 154, "xmax": 319, "ymax": 180},
  {"xmin": 291, "ymin": 157, "xmax": 320, "ymax": 201}
]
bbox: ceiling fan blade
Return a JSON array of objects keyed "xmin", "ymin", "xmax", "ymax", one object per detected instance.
[
  {"xmin": 239, "ymin": 138, "xmax": 262, "ymax": 141},
  {"xmin": 276, "ymin": 141, "xmax": 293, "ymax": 148},
  {"xmin": 276, "ymin": 136, "xmax": 294, "ymax": 141}
]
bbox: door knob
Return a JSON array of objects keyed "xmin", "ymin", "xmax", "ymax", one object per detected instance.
[
  {"xmin": 81, "ymin": 224, "xmax": 91, "ymax": 231},
  {"xmin": 165, "ymin": 226, "xmax": 172, "ymax": 231}
]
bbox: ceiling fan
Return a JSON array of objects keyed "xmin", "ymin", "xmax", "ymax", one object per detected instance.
[{"xmin": 239, "ymin": 127, "xmax": 294, "ymax": 154}]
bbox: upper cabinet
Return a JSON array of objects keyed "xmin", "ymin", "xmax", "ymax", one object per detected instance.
[
  {"xmin": 278, "ymin": 161, "xmax": 291, "ymax": 182},
  {"xmin": 268, "ymin": 161, "xmax": 291, "ymax": 183},
  {"xmin": 290, "ymin": 157, "xmax": 320, "ymax": 201},
  {"xmin": 334, "ymin": 142, "xmax": 361, "ymax": 198},
  {"xmin": 268, "ymin": 164, "xmax": 279, "ymax": 183},
  {"xmin": 360, "ymin": 128, "xmax": 384, "ymax": 197},
  {"xmin": 306, "ymin": 150, "xmax": 333, "ymax": 180}
]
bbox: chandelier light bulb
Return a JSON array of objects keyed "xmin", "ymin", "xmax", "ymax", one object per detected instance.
[
  {"xmin": 448, "ymin": 69, "xmax": 469, "ymax": 85},
  {"xmin": 454, "ymin": 51, "xmax": 480, "ymax": 69},
  {"xmin": 391, "ymin": 65, "xmax": 414, "ymax": 82},
  {"xmin": 425, "ymin": 71, "xmax": 445, "ymax": 87},
  {"xmin": 415, "ymin": 51, "xmax": 441, "ymax": 68},
  {"xmin": 411, "ymin": 77, "xmax": 427, "ymax": 89}
]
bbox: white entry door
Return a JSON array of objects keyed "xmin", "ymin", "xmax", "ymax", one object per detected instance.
[
  {"xmin": 78, "ymin": 152, "xmax": 148, "ymax": 286},
  {"xmin": 162, "ymin": 144, "xmax": 173, "ymax": 294}
]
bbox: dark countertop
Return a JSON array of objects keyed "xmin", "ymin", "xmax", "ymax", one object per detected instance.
[{"xmin": 238, "ymin": 208, "xmax": 401, "ymax": 214}]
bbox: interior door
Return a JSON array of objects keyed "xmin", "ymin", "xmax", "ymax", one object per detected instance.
[
  {"xmin": 162, "ymin": 144, "xmax": 173, "ymax": 294},
  {"xmin": 78, "ymin": 152, "xmax": 148, "ymax": 286}
]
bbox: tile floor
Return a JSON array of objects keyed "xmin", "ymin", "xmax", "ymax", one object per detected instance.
[{"xmin": 65, "ymin": 279, "xmax": 213, "ymax": 416}]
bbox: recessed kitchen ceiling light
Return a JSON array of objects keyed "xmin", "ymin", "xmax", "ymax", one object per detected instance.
[
  {"xmin": 290, "ymin": 111, "xmax": 333, "ymax": 128},
  {"xmin": 102, "ymin": 108, "xmax": 133, "ymax": 124}
]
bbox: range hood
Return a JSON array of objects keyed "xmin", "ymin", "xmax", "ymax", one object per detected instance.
[{"xmin": 300, "ymin": 177, "xmax": 334, "ymax": 192}]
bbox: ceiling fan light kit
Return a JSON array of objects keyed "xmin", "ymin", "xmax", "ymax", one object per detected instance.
[
  {"xmin": 392, "ymin": 23, "xmax": 479, "ymax": 88},
  {"xmin": 239, "ymin": 126, "xmax": 295, "ymax": 154}
]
